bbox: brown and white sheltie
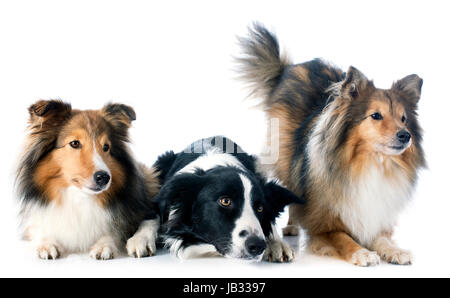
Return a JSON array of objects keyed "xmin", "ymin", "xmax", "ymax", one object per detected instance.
[
  {"xmin": 237, "ymin": 24, "xmax": 425, "ymax": 266},
  {"xmin": 15, "ymin": 100, "xmax": 160, "ymax": 260}
]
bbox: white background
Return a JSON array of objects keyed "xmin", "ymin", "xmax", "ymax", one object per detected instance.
[{"xmin": 0, "ymin": 0, "xmax": 449, "ymax": 278}]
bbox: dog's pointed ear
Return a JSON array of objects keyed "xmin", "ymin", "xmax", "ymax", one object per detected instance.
[
  {"xmin": 341, "ymin": 66, "xmax": 371, "ymax": 100},
  {"xmin": 102, "ymin": 103, "xmax": 136, "ymax": 129},
  {"xmin": 263, "ymin": 182, "xmax": 304, "ymax": 218},
  {"xmin": 28, "ymin": 100, "xmax": 72, "ymax": 130},
  {"xmin": 153, "ymin": 173, "xmax": 206, "ymax": 222},
  {"xmin": 392, "ymin": 74, "xmax": 423, "ymax": 104}
]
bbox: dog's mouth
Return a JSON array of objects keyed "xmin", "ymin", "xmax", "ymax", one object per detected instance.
[
  {"xmin": 224, "ymin": 247, "xmax": 265, "ymax": 262},
  {"xmin": 72, "ymin": 175, "xmax": 111, "ymax": 195},
  {"xmin": 87, "ymin": 186, "xmax": 107, "ymax": 193},
  {"xmin": 376, "ymin": 140, "xmax": 411, "ymax": 156},
  {"xmin": 225, "ymin": 252, "xmax": 264, "ymax": 262},
  {"xmin": 241, "ymin": 253, "xmax": 265, "ymax": 262},
  {"xmin": 237, "ymin": 252, "xmax": 265, "ymax": 262},
  {"xmin": 389, "ymin": 145, "xmax": 406, "ymax": 151},
  {"xmin": 79, "ymin": 181, "xmax": 111, "ymax": 195},
  {"xmin": 380, "ymin": 144, "xmax": 409, "ymax": 156}
]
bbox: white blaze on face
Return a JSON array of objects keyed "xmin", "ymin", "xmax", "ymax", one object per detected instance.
[
  {"xmin": 93, "ymin": 146, "xmax": 111, "ymax": 175},
  {"xmin": 83, "ymin": 143, "xmax": 111, "ymax": 194},
  {"xmin": 175, "ymin": 149, "xmax": 245, "ymax": 175},
  {"xmin": 227, "ymin": 174, "xmax": 264, "ymax": 259}
]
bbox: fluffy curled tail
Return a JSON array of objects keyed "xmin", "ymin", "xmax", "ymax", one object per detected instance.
[{"xmin": 236, "ymin": 23, "xmax": 291, "ymax": 104}]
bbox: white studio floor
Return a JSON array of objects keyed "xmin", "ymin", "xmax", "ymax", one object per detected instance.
[{"xmin": 1, "ymin": 188, "xmax": 446, "ymax": 278}]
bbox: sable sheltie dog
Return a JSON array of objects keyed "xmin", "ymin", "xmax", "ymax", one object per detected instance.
[
  {"xmin": 237, "ymin": 24, "xmax": 425, "ymax": 266},
  {"xmin": 15, "ymin": 100, "xmax": 160, "ymax": 260},
  {"xmin": 153, "ymin": 136, "xmax": 304, "ymax": 261}
]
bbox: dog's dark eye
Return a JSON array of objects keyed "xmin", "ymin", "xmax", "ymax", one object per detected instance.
[
  {"xmin": 401, "ymin": 115, "xmax": 406, "ymax": 123},
  {"xmin": 219, "ymin": 197, "xmax": 232, "ymax": 207},
  {"xmin": 103, "ymin": 144, "xmax": 110, "ymax": 152},
  {"xmin": 370, "ymin": 112, "xmax": 383, "ymax": 120},
  {"xmin": 257, "ymin": 205, "xmax": 264, "ymax": 213},
  {"xmin": 69, "ymin": 140, "xmax": 81, "ymax": 149}
]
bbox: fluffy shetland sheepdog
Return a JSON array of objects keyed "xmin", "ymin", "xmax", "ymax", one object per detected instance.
[
  {"xmin": 237, "ymin": 24, "xmax": 425, "ymax": 266},
  {"xmin": 15, "ymin": 100, "xmax": 160, "ymax": 260},
  {"xmin": 153, "ymin": 136, "xmax": 304, "ymax": 262}
]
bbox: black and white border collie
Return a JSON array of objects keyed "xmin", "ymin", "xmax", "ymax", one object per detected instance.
[{"xmin": 152, "ymin": 136, "xmax": 304, "ymax": 262}]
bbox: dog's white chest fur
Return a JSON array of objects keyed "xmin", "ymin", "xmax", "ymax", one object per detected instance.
[
  {"xmin": 337, "ymin": 165, "xmax": 412, "ymax": 246},
  {"xmin": 24, "ymin": 186, "xmax": 113, "ymax": 252}
]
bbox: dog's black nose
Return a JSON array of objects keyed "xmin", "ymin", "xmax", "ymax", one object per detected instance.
[
  {"xmin": 94, "ymin": 171, "xmax": 110, "ymax": 187},
  {"xmin": 397, "ymin": 130, "xmax": 411, "ymax": 144},
  {"xmin": 245, "ymin": 236, "xmax": 266, "ymax": 257}
]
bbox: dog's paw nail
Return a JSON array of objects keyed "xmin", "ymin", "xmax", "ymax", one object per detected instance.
[
  {"xmin": 351, "ymin": 249, "xmax": 380, "ymax": 267},
  {"xmin": 265, "ymin": 240, "xmax": 295, "ymax": 263},
  {"xmin": 90, "ymin": 245, "xmax": 114, "ymax": 260},
  {"xmin": 381, "ymin": 248, "xmax": 412, "ymax": 265},
  {"xmin": 37, "ymin": 244, "xmax": 60, "ymax": 260},
  {"xmin": 126, "ymin": 236, "xmax": 156, "ymax": 258}
]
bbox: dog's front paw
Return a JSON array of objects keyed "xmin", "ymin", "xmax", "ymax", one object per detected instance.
[
  {"xmin": 37, "ymin": 243, "xmax": 60, "ymax": 260},
  {"xmin": 126, "ymin": 235, "xmax": 156, "ymax": 258},
  {"xmin": 89, "ymin": 244, "xmax": 114, "ymax": 260},
  {"xmin": 380, "ymin": 247, "xmax": 412, "ymax": 265},
  {"xmin": 264, "ymin": 239, "xmax": 295, "ymax": 263},
  {"xmin": 350, "ymin": 248, "xmax": 380, "ymax": 267}
]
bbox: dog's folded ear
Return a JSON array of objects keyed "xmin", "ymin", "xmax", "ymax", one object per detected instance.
[
  {"xmin": 392, "ymin": 74, "xmax": 423, "ymax": 104},
  {"xmin": 102, "ymin": 103, "xmax": 136, "ymax": 129},
  {"xmin": 263, "ymin": 181, "xmax": 304, "ymax": 219},
  {"xmin": 341, "ymin": 66, "xmax": 371, "ymax": 100},
  {"xmin": 25, "ymin": 100, "xmax": 72, "ymax": 165},
  {"xmin": 28, "ymin": 100, "xmax": 72, "ymax": 129},
  {"xmin": 153, "ymin": 173, "xmax": 206, "ymax": 223}
]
